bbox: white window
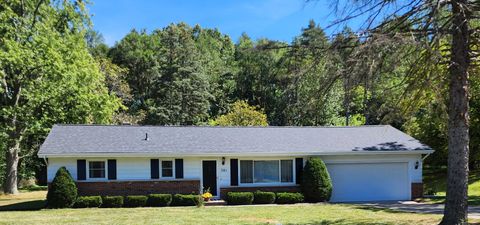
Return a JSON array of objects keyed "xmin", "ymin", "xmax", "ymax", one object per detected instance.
[
  {"xmin": 240, "ymin": 159, "xmax": 294, "ymax": 184},
  {"xmin": 89, "ymin": 161, "xmax": 105, "ymax": 178},
  {"xmin": 162, "ymin": 160, "xmax": 173, "ymax": 177}
]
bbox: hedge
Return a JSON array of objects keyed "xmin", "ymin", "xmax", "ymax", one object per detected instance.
[
  {"xmin": 147, "ymin": 194, "xmax": 172, "ymax": 207},
  {"xmin": 253, "ymin": 191, "xmax": 276, "ymax": 204},
  {"xmin": 226, "ymin": 192, "xmax": 254, "ymax": 205},
  {"xmin": 301, "ymin": 158, "xmax": 332, "ymax": 202},
  {"xmin": 276, "ymin": 192, "xmax": 304, "ymax": 204},
  {"xmin": 101, "ymin": 196, "xmax": 124, "ymax": 208},
  {"xmin": 124, "ymin": 195, "xmax": 148, "ymax": 207},
  {"xmin": 171, "ymin": 194, "xmax": 203, "ymax": 206},
  {"xmin": 46, "ymin": 167, "xmax": 78, "ymax": 208},
  {"xmin": 73, "ymin": 196, "xmax": 102, "ymax": 208}
]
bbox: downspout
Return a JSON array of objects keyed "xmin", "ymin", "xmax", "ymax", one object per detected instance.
[{"xmin": 422, "ymin": 153, "xmax": 432, "ymax": 161}]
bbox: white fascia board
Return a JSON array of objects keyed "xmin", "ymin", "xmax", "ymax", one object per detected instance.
[{"xmin": 38, "ymin": 150, "xmax": 434, "ymax": 158}]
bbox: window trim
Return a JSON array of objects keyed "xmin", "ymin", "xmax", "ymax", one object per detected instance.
[
  {"xmin": 161, "ymin": 160, "xmax": 174, "ymax": 178},
  {"xmin": 87, "ymin": 160, "xmax": 107, "ymax": 180},
  {"xmin": 238, "ymin": 158, "xmax": 296, "ymax": 186}
]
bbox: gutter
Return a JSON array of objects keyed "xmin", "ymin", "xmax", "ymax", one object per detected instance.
[{"xmin": 38, "ymin": 150, "xmax": 435, "ymax": 158}]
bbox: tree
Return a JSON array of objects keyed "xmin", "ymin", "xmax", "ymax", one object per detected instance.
[
  {"xmin": 322, "ymin": 0, "xmax": 478, "ymax": 223},
  {"xmin": 46, "ymin": 167, "xmax": 77, "ymax": 208},
  {"xmin": 301, "ymin": 158, "xmax": 332, "ymax": 202},
  {"xmin": 0, "ymin": 0, "xmax": 122, "ymax": 194},
  {"xmin": 209, "ymin": 100, "xmax": 268, "ymax": 126}
]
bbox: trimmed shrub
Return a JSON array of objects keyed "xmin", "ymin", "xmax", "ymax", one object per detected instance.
[
  {"xmin": 124, "ymin": 195, "xmax": 148, "ymax": 207},
  {"xmin": 101, "ymin": 196, "xmax": 124, "ymax": 208},
  {"xmin": 301, "ymin": 158, "xmax": 332, "ymax": 202},
  {"xmin": 73, "ymin": 196, "xmax": 102, "ymax": 208},
  {"xmin": 46, "ymin": 167, "xmax": 78, "ymax": 208},
  {"xmin": 253, "ymin": 191, "xmax": 276, "ymax": 204},
  {"xmin": 276, "ymin": 192, "xmax": 304, "ymax": 204},
  {"xmin": 226, "ymin": 192, "xmax": 254, "ymax": 205},
  {"xmin": 147, "ymin": 194, "xmax": 172, "ymax": 207},
  {"xmin": 171, "ymin": 194, "xmax": 203, "ymax": 206}
]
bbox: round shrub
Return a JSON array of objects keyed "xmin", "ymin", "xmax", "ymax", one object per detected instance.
[
  {"xmin": 101, "ymin": 196, "xmax": 124, "ymax": 208},
  {"xmin": 301, "ymin": 158, "xmax": 332, "ymax": 202},
  {"xmin": 147, "ymin": 194, "xmax": 172, "ymax": 207},
  {"xmin": 226, "ymin": 192, "xmax": 254, "ymax": 205},
  {"xmin": 276, "ymin": 192, "xmax": 304, "ymax": 204},
  {"xmin": 253, "ymin": 191, "xmax": 276, "ymax": 204},
  {"xmin": 171, "ymin": 194, "xmax": 203, "ymax": 206},
  {"xmin": 73, "ymin": 196, "xmax": 102, "ymax": 208},
  {"xmin": 46, "ymin": 167, "xmax": 78, "ymax": 208},
  {"xmin": 124, "ymin": 195, "xmax": 148, "ymax": 207}
]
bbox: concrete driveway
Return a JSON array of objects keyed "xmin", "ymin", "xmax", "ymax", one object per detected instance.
[{"xmin": 357, "ymin": 201, "xmax": 480, "ymax": 219}]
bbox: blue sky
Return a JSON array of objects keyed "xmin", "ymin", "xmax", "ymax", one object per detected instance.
[{"xmin": 88, "ymin": 0, "xmax": 363, "ymax": 46}]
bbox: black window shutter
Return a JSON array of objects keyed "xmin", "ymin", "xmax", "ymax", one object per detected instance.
[
  {"xmin": 77, "ymin": 159, "xmax": 86, "ymax": 180},
  {"xmin": 230, "ymin": 159, "xmax": 238, "ymax": 186},
  {"xmin": 108, "ymin": 159, "xmax": 117, "ymax": 180},
  {"xmin": 175, "ymin": 159, "xmax": 184, "ymax": 179},
  {"xmin": 151, "ymin": 159, "xmax": 159, "ymax": 179},
  {"xmin": 295, "ymin": 158, "xmax": 304, "ymax": 184}
]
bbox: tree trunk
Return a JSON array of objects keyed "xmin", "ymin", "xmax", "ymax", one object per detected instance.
[
  {"xmin": 441, "ymin": 0, "xmax": 470, "ymax": 224},
  {"xmin": 3, "ymin": 140, "xmax": 20, "ymax": 194}
]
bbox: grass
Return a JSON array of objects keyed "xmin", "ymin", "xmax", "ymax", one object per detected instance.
[
  {"xmin": 422, "ymin": 168, "xmax": 480, "ymax": 205},
  {"xmin": 0, "ymin": 191, "xmax": 445, "ymax": 225}
]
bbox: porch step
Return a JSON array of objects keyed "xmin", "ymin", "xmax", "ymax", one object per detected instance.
[{"xmin": 204, "ymin": 200, "xmax": 226, "ymax": 206}]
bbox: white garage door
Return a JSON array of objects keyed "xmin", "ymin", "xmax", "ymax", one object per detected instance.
[{"xmin": 327, "ymin": 162, "xmax": 410, "ymax": 202}]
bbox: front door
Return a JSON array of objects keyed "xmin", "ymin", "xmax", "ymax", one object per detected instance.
[{"xmin": 202, "ymin": 160, "xmax": 217, "ymax": 196}]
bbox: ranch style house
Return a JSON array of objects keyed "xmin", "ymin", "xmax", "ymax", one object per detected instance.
[{"xmin": 38, "ymin": 125, "xmax": 433, "ymax": 202}]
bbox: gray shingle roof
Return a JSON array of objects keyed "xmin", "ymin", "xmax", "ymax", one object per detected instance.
[{"xmin": 38, "ymin": 125, "xmax": 433, "ymax": 157}]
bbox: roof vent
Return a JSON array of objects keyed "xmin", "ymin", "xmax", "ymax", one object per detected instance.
[{"xmin": 144, "ymin": 133, "xmax": 149, "ymax": 141}]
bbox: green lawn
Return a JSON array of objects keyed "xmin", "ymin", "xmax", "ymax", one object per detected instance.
[
  {"xmin": 423, "ymin": 168, "xmax": 480, "ymax": 205},
  {"xmin": 0, "ymin": 191, "xmax": 444, "ymax": 225}
]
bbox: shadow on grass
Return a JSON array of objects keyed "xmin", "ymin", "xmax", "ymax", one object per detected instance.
[
  {"xmin": 284, "ymin": 219, "xmax": 393, "ymax": 225},
  {"xmin": 420, "ymin": 196, "xmax": 480, "ymax": 205},
  {"xmin": 349, "ymin": 205, "xmax": 408, "ymax": 214},
  {"xmin": 0, "ymin": 200, "xmax": 46, "ymax": 211}
]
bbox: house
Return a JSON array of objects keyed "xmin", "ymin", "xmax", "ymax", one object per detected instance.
[{"xmin": 38, "ymin": 124, "xmax": 433, "ymax": 202}]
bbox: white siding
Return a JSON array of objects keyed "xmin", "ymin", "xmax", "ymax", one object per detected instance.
[
  {"xmin": 47, "ymin": 158, "xmax": 77, "ymax": 182},
  {"xmin": 117, "ymin": 158, "xmax": 150, "ymax": 180},
  {"xmin": 47, "ymin": 153, "xmax": 425, "ymax": 201}
]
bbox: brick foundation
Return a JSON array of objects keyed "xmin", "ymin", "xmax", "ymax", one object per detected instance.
[
  {"xmin": 411, "ymin": 182, "xmax": 423, "ymax": 199},
  {"xmin": 73, "ymin": 180, "xmax": 200, "ymax": 196},
  {"xmin": 220, "ymin": 185, "xmax": 300, "ymax": 199}
]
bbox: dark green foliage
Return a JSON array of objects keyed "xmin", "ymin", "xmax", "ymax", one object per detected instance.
[
  {"xmin": 20, "ymin": 185, "xmax": 48, "ymax": 191},
  {"xmin": 275, "ymin": 192, "xmax": 305, "ymax": 204},
  {"xmin": 124, "ymin": 195, "xmax": 148, "ymax": 207},
  {"xmin": 46, "ymin": 167, "xmax": 77, "ymax": 208},
  {"xmin": 171, "ymin": 194, "xmax": 203, "ymax": 206},
  {"xmin": 73, "ymin": 196, "xmax": 102, "ymax": 208},
  {"xmin": 226, "ymin": 192, "xmax": 254, "ymax": 205},
  {"xmin": 253, "ymin": 191, "xmax": 276, "ymax": 204},
  {"xmin": 147, "ymin": 194, "xmax": 172, "ymax": 207},
  {"xmin": 101, "ymin": 196, "xmax": 124, "ymax": 208},
  {"xmin": 301, "ymin": 158, "xmax": 332, "ymax": 202}
]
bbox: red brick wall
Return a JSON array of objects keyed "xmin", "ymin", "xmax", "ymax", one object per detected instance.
[
  {"xmin": 74, "ymin": 180, "xmax": 200, "ymax": 196},
  {"xmin": 411, "ymin": 183, "xmax": 423, "ymax": 199},
  {"xmin": 220, "ymin": 186, "xmax": 300, "ymax": 199}
]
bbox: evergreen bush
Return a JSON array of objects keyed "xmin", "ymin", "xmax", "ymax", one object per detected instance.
[
  {"xmin": 301, "ymin": 158, "xmax": 332, "ymax": 202},
  {"xmin": 46, "ymin": 167, "xmax": 77, "ymax": 208}
]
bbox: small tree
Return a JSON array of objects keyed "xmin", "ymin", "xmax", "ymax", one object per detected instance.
[
  {"xmin": 301, "ymin": 158, "xmax": 332, "ymax": 202},
  {"xmin": 46, "ymin": 167, "xmax": 77, "ymax": 208},
  {"xmin": 209, "ymin": 100, "xmax": 268, "ymax": 126}
]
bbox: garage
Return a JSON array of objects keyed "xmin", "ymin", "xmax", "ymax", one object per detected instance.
[{"xmin": 327, "ymin": 162, "xmax": 410, "ymax": 202}]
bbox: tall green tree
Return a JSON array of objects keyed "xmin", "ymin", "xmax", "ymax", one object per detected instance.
[
  {"xmin": 0, "ymin": 0, "xmax": 121, "ymax": 194},
  {"xmin": 209, "ymin": 100, "xmax": 268, "ymax": 126},
  {"xmin": 323, "ymin": 0, "xmax": 479, "ymax": 223}
]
